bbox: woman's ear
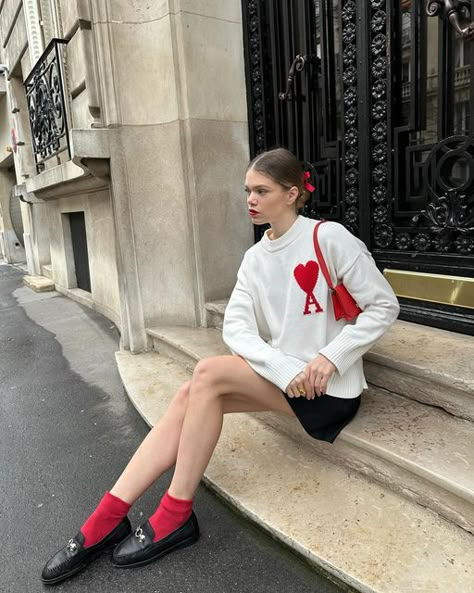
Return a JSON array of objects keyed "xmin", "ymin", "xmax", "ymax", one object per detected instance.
[{"xmin": 287, "ymin": 185, "xmax": 299, "ymax": 207}]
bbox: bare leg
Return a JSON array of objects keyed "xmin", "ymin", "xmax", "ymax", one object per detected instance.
[
  {"xmin": 110, "ymin": 381, "xmax": 192, "ymax": 504},
  {"xmin": 111, "ymin": 356, "xmax": 295, "ymax": 505},
  {"xmin": 168, "ymin": 355, "xmax": 295, "ymax": 500}
]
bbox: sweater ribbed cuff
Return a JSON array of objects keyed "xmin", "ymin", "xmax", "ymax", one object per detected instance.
[
  {"xmin": 247, "ymin": 355, "xmax": 307, "ymax": 392},
  {"xmin": 318, "ymin": 335, "xmax": 366, "ymax": 377}
]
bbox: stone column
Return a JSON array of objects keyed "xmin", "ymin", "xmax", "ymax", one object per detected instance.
[
  {"xmin": 170, "ymin": 1, "xmax": 253, "ymax": 312},
  {"xmin": 88, "ymin": 0, "xmax": 252, "ymax": 350}
]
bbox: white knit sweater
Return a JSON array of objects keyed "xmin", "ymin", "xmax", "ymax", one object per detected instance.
[{"xmin": 222, "ymin": 215, "xmax": 400, "ymax": 398}]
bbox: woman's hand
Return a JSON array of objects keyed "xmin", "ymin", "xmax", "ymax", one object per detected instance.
[
  {"xmin": 286, "ymin": 355, "xmax": 337, "ymax": 399},
  {"xmin": 304, "ymin": 354, "xmax": 337, "ymax": 398},
  {"xmin": 286, "ymin": 372, "xmax": 313, "ymax": 399}
]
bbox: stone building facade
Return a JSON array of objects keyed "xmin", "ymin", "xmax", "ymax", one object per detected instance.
[{"xmin": 0, "ymin": 0, "xmax": 252, "ymax": 350}]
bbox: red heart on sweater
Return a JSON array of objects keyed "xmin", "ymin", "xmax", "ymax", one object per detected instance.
[{"xmin": 293, "ymin": 261, "xmax": 319, "ymax": 294}]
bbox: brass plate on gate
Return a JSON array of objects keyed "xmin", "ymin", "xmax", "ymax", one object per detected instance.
[{"xmin": 383, "ymin": 270, "xmax": 474, "ymax": 310}]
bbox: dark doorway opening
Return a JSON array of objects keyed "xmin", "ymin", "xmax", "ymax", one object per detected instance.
[{"xmin": 69, "ymin": 212, "xmax": 91, "ymax": 293}]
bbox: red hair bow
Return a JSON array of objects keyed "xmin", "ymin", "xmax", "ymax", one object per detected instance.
[{"xmin": 303, "ymin": 171, "xmax": 315, "ymax": 193}]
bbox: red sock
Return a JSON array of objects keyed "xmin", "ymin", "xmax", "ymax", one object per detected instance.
[
  {"xmin": 80, "ymin": 491, "xmax": 131, "ymax": 548},
  {"xmin": 149, "ymin": 491, "xmax": 193, "ymax": 542}
]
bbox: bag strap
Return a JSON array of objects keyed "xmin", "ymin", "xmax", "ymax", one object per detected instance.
[{"xmin": 313, "ymin": 220, "xmax": 335, "ymax": 291}]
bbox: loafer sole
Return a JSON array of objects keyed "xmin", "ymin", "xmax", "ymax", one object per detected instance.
[{"xmin": 112, "ymin": 533, "xmax": 199, "ymax": 569}]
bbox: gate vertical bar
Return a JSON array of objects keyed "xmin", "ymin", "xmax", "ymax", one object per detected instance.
[
  {"xmin": 241, "ymin": 0, "xmax": 268, "ymax": 158},
  {"xmin": 356, "ymin": 1, "xmax": 372, "ymax": 246}
]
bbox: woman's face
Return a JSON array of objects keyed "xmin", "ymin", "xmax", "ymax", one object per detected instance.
[{"xmin": 244, "ymin": 167, "xmax": 298, "ymax": 225}]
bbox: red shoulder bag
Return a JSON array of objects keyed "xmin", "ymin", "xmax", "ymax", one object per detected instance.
[{"xmin": 313, "ymin": 221, "xmax": 362, "ymax": 321}]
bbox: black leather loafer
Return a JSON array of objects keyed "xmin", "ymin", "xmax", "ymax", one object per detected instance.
[
  {"xmin": 112, "ymin": 512, "xmax": 199, "ymax": 568},
  {"xmin": 41, "ymin": 517, "xmax": 132, "ymax": 585}
]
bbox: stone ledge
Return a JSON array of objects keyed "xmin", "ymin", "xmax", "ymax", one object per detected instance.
[
  {"xmin": 115, "ymin": 350, "xmax": 474, "ymax": 593},
  {"xmin": 147, "ymin": 325, "xmax": 474, "ymax": 533},
  {"xmin": 23, "ymin": 275, "xmax": 55, "ymax": 293},
  {"xmin": 54, "ymin": 285, "xmax": 121, "ymax": 329},
  {"xmin": 366, "ymin": 320, "xmax": 474, "ymax": 393}
]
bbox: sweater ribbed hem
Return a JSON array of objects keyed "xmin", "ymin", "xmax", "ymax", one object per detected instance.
[{"xmin": 324, "ymin": 369, "xmax": 366, "ymax": 398}]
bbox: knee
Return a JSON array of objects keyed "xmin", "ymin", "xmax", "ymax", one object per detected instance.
[
  {"xmin": 192, "ymin": 358, "xmax": 217, "ymax": 384},
  {"xmin": 190, "ymin": 358, "xmax": 221, "ymax": 397}
]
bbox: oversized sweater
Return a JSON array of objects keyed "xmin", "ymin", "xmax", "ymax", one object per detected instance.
[{"xmin": 222, "ymin": 215, "xmax": 400, "ymax": 398}]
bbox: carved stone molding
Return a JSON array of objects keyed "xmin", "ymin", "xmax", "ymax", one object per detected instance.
[
  {"xmin": 88, "ymin": 0, "xmax": 119, "ymax": 126},
  {"xmin": 23, "ymin": 0, "xmax": 45, "ymax": 64}
]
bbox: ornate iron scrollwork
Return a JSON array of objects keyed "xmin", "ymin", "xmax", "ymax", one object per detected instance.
[
  {"xmin": 24, "ymin": 38, "xmax": 70, "ymax": 172},
  {"xmin": 412, "ymin": 136, "xmax": 474, "ymax": 253},
  {"xmin": 426, "ymin": 0, "xmax": 474, "ymax": 40},
  {"xmin": 413, "ymin": 189, "xmax": 474, "ymax": 252}
]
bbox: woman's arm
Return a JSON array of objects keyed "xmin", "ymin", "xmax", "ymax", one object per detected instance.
[
  {"xmin": 317, "ymin": 249, "xmax": 400, "ymax": 376},
  {"xmin": 222, "ymin": 254, "xmax": 306, "ymax": 392}
]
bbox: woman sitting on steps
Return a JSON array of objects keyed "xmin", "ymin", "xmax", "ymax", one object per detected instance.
[{"xmin": 41, "ymin": 147, "xmax": 400, "ymax": 585}]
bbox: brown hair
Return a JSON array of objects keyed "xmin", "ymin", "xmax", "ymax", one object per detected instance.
[{"xmin": 248, "ymin": 147, "xmax": 311, "ymax": 210}]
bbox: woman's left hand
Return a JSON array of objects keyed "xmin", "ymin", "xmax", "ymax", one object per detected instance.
[{"xmin": 304, "ymin": 354, "xmax": 337, "ymax": 398}]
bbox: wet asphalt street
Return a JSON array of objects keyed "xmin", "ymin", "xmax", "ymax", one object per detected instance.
[{"xmin": 0, "ymin": 263, "xmax": 347, "ymax": 593}]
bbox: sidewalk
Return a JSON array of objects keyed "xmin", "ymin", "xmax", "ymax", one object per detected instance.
[{"xmin": 0, "ymin": 263, "xmax": 343, "ymax": 593}]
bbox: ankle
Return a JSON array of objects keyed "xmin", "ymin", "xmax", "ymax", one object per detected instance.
[
  {"xmin": 109, "ymin": 488, "xmax": 134, "ymax": 506},
  {"xmin": 167, "ymin": 486, "xmax": 194, "ymax": 502}
]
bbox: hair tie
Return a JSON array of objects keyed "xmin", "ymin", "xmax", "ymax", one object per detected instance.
[{"xmin": 303, "ymin": 170, "xmax": 315, "ymax": 193}]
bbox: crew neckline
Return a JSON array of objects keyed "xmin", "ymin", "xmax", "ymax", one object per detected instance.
[{"xmin": 261, "ymin": 215, "xmax": 308, "ymax": 252}]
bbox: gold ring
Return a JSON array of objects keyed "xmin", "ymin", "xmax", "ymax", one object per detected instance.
[{"xmin": 297, "ymin": 387, "xmax": 306, "ymax": 396}]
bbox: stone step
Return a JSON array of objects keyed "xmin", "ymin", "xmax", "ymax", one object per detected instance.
[
  {"xmin": 116, "ymin": 350, "xmax": 474, "ymax": 593},
  {"xmin": 147, "ymin": 325, "xmax": 228, "ymax": 371},
  {"xmin": 205, "ymin": 301, "xmax": 474, "ymax": 422},
  {"xmin": 23, "ymin": 274, "xmax": 55, "ymax": 293},
  {"xmin": 365, "ymin": 320, "xmax": 474, "ymax": 422},
  {"xmin": 146, "ymin": 325, "xmax": 474, "ymax": 533}
]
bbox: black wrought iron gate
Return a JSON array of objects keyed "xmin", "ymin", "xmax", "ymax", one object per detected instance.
[{"xmin": 242, "ymin": 0, "xmax": 474, "ymax": 334}]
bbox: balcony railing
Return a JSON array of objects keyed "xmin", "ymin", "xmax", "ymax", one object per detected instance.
[
  {"xmin": 24, "ymin": 38, "xmax": 70, "ymax": 173},
  {"xmin": 401, "ymin": 64, "xmax": 471, "ymax": 99}
]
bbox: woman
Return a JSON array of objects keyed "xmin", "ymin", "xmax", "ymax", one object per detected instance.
[{"xmin": 41, "ymin": 148, "xmax": 400, "ymax": 584}]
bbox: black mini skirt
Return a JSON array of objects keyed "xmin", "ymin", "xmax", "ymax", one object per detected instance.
[{"xmin": 282, "ymin": 391, "xmax": 361, "ymax": 444}]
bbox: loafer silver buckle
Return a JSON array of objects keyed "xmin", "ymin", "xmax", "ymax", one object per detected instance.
[
  {"xmin": 135, "ymin": 527, "xmax": 146, "ymax": 543},
  {"xmin": 66, "ymin": 538, "xmax": 78, "ymax": 553}
]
